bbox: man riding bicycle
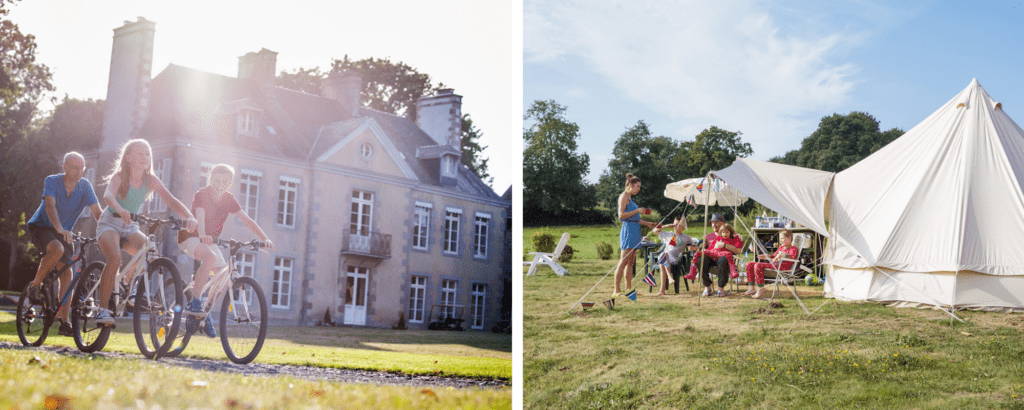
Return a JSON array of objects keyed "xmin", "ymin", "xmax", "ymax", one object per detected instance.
[{"xmin": 25, "ymin": 152, "xmax": 103, "ymax": 336}]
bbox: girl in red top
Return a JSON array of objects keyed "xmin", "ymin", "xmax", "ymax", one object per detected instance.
[{"xmin": 743, "ymin": 229, "xmax": 799, "ymax": 299}]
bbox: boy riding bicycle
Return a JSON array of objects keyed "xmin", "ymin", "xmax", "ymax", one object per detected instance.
[
  {"xmin": 178, "ymin": 164, "xmax": 274, "ymax": 337},
  {"xmin": 25, "ymin": 152, "xmax": 103, "ymax": 336}
]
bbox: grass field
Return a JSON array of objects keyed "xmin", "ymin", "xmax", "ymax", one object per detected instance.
[
  {"xmin": 0, "ymin": 309, "xmax": 511, "ymax": 409},
  {"xmin": 524, "ymin": 225, "xmax": 1024, "ymax": 409}
]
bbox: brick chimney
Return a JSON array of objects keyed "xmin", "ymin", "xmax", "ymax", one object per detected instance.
[
  {"xmin": 415, "ymin": 89, "xmax": 462, "ymax": 151},
  {"xmin": 99, "ymin": 17, "xmax": 156, "ymax": 154},
  {"xmin": 237, "ymin": 48, "xmax": 278, "ymax": 86},
  {"xmin": 322, "ymin": 70, "xmax": 363, "ymax": 117}
]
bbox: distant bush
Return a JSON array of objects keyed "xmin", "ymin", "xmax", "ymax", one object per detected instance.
[
  {"xmin": 558, "ymin": 245, "xmax": 574, "ymax": 263},
  {"xmin": 596, "ymin": 241, "xmax": 614, "ymax": 260},
  {"xmin": 531, "ymin": 231, "xmax": 556, "ymax": 253}
]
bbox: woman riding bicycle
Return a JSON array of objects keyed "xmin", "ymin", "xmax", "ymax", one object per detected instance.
[{"xmin": 95, "ymin": 139, "xmax": 197, "ymax": 326}]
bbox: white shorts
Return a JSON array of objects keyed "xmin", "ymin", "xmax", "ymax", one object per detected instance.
[
  {"xmin": 96, "ymin": 211, "xmax": 141, "ymax": 239},
  {"xmin": 178, "ymin": 237, "xmax": 226, "ymax": 267}
]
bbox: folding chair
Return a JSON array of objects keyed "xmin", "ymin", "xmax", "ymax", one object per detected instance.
[
  {"xmin": 764, "ymin": 233, "xmax": 809, "ymax": 299},
  {"xmin": 523, "ymin": 232, "xmax": 570, "ymax": 276},
  {"xmin": 647, "ymin": 243, "xmax": 691, "ymax": 293}
]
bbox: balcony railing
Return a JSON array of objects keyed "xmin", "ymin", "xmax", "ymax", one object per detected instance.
[{"xmin": 341, "ymin": 225, "xmax": 391, "ymax": 259}]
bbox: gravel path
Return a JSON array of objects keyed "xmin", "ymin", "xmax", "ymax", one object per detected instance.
[{"xmin": 0, "ymin": 340, "xmax": 510, "ymax": 390}]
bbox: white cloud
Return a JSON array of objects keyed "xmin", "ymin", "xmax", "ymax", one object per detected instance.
[{"xmin": 525, "ymin": 0, "xmax": 866, "ymax": 159}]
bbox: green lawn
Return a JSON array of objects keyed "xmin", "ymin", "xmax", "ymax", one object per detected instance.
[
  {"xmin": 0, "ymin": 348, "xmax": 509, "ymax": 410},
  {"xmin": 0, "ymin": 311, "xmax": 511, "ymax": 380},
  {"xmin": 524, "ymin": 224, "xmax": 1024, "ymax": 409}
]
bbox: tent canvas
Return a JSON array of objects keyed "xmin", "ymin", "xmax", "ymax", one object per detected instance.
[{"xmin": 711, "ymin": 79, "xmax": 1024, "ymax": 312}]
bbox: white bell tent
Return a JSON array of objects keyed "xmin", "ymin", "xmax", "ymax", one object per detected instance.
[{"xmin": 712, "ymin": 79, "xmax": 1024, "ymax": 313}]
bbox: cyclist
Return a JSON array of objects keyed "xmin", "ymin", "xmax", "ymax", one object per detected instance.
[
  {"xmin": 95, "ymin": 139, "xmax": 197, "ymax": 326},
  {"xmin": 178, "ymin": 164, "xmax": 274, "ymax": 337},
  {"xmin": 25, "ymin": 152, "xmax": 104, "ymax": 336}
]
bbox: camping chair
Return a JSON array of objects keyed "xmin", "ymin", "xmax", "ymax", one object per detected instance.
[
  {"xmin": 763, "ymin": 233, "xmax": 809, "ymax": 300},
  {"xmin": 524, "ymin": 232, "xmax": 570, "ymax": 276},
  {"xmin": 730, "ymin": 237, "xmax": 753, "ymax": 293}
]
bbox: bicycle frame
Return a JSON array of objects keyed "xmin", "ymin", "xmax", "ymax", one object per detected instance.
[
  {"xmin": 181, "ymin": 239, "xmax": 261, "ymax": 322},
  {"xmin": 77, "ymin": 229, "xmax": 167, "ymax": 318},
  {"xmin": 42, "ymin": 235, "xmax": 95, "ymax": 318}
]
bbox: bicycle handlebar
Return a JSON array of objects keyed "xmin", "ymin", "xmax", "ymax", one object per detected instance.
[
  {"xmin": 217, "ymin": 238, "xmax": 268, "ymax": 252},
  {"xmin": 130, "ymin": 214, "xmax": 184, "ymax": 230}
]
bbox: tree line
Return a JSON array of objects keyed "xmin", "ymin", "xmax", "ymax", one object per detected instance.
[{"xmin": 523, "ymin": 99, "xmax": 904, "ymax": 226}]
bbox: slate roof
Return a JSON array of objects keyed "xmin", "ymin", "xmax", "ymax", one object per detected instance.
[{"xmin": 140, "ymin": 64, "xmax": 501, "ymax": 200}]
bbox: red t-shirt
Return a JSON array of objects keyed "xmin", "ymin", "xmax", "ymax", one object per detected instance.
[{"xmin": 191, "ymin": 186, "xmax": 242, "ymax": 239}]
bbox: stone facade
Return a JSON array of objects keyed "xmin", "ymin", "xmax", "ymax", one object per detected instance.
[{"xmin": 86, "ymin": 18, "xmax": 509, "ymax": 329}]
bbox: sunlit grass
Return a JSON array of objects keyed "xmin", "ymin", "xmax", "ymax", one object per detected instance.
[
  {"xmin": 524, "ymin": 224, "xmax": 1024, "ymax": 409},
  {"xmin": 0, "ymin": 348, "xmax": 509, "ymax": 410},
  {"xmin": 0, "ymin": 311, "xmax": 511, "ymax": 380}
]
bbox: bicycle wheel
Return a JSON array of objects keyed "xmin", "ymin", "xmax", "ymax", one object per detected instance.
[
  {"xmin": 160, "ymin": 276, "xmax": 193, "ymax": 358},
  {"xmin": 132, "ymin": 257, "xmax": 184, "ymax": 359},
  {"xmin": 220, "ymin": 276, "xmax": 268, "ymax": 364},
  {"xmin": 70, "ymin": 262, "xmax": 113, "ymax": 353},
  {"xmin": 16, "ymin": 282, "xmax": 52, "ymax": 346}
]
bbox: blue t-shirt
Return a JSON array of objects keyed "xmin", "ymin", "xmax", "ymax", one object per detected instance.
[{"xmin": 27, "ymin": 175, "xmax": 99, "ymax": 231}]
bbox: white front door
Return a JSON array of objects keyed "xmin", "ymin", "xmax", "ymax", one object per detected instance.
[{"xmin": 343, "ymin": 266, "xmax": 369, "ymax": 325}]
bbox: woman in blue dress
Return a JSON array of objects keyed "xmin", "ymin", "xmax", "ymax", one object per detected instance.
[{"xmin": 614, "ymin": 173, "xmax": 656, "ymax": 296}]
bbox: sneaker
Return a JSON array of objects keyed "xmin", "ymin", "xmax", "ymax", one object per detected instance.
[
  {"xmin": 126, "ymin": 290, "xmax": 150, "ymax": 311},
  {"xmin": 96, "ymin": 308, "xmax": 115, "ymax": 326},
  {"xmin": 201, "ymin": 317, "xmax": 217, "ymax": 338},
  {"xmin": 185, "ymin": 298, "xmax": 203, "ymax": 335},
  {"xmin": 26, "ymin": 284, "xmax": 42, "ymax": 305},
  {"xmin": 57, "ymin": 319, "xmax": 74, "ymax": 337}
]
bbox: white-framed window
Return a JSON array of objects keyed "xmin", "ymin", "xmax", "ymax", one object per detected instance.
[
  {"xmin": 441, "ymin": 279, "xmax": 457, "ymax": 318},
  {"xmin": 239, "ymin": 110, "xmax": 256, "ymax": 134},
  {"xmin": 473, "ymin": 212, "xmax": 490, "ymax": 259},
  {"xmin": 232, "ymin": 251, "xmax": 256, "ymax": 304},
  {"xmin": 471, "ymin": 283, "xmax": 486, "ymax": 330},
  {"xmin": 413, "ymin": 202, "xmax": 431, "ymax": 251},
  {"xmin": 277, "ymin": 176, "xmax": 299, "ymax": 228},
  {"xmin": 441, "ymin": 155, "xmax": 457, "ymax": 177},
  {"xmin": 148, "ymin": 158, "xmax": 172, "ymax": 213},
  {"xmin": 350, "ymin": 190, "xmax": 373, "ymax": 235},
  {"xmin": 79, "ymin": 168, "xmax": 96, "ymax": 219},
  {"xmin": 444, "ymin": 208, "xmax": 461, "ymax": 254},
  {"xmin": 240, "ymin": 169, "xmax": 261, "ymax": 219},
  {"xmin": 409, "ymin": 276, "xmax": 426, "ymax": 324},
  {"xmin": 271, "ymin": 257, "xmax": 293, "ymax": 308},
  {"xmin": 359, "ymin": 143, "xmax": 373, "ymax": 160}
]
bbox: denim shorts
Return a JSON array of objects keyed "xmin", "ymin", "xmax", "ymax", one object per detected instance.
[{"xmin": 96, "ymin": 211, "xmax": 141, "ymax": 240}]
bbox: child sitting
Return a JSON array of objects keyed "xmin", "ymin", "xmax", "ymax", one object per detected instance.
[{"xmin": 651, "ymin": 218, "xmax": 694, "ymax": 296}]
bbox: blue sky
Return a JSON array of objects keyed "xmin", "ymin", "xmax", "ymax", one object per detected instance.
[{"xmin": 524, "ymin": 0, "xmax": 1024, "ymax": 183}]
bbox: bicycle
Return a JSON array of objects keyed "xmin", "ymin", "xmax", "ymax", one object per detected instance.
[
  {"xmin": 71, "ymin": 214, "xmax": 185, "ymax": 359},
  {"xmin": 162, "ymin": 238, "xmax": 269, "ymax": 364},
  {"xmin": 15, "ymin": 233, "xmax": 101, "ymax": 346}
]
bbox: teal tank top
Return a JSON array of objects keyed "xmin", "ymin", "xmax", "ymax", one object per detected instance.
[{"xmin": 108, "ymin": 181, "xmax": 151, "ymax": 214}]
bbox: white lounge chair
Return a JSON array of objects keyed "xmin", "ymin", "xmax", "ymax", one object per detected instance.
[{"xmin": 523, "ymin": 232, "xmax": 570, "ymax": 276}]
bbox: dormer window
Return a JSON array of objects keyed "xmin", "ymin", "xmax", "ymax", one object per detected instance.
[
  {"xmin": 237, "ymin": 110, "xmax": 257, "ymax": 136},
  {"xmin": 441, "ymin": 155, "xmax": 458, "ymax": 177}
]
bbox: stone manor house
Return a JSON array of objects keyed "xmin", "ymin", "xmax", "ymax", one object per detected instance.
[{"xmin": 82, "ymin": 17, "xmax": 511, "ymax": 329}]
